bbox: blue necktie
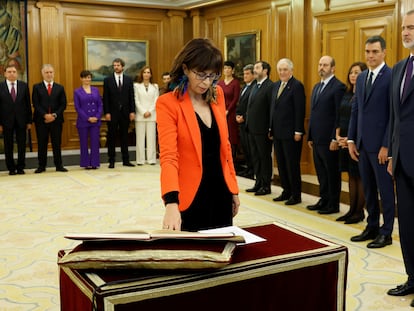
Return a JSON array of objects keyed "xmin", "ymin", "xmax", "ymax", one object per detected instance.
[{"xmin": 365, "ymin": 71, "xmax": 373, "ymax": 100}]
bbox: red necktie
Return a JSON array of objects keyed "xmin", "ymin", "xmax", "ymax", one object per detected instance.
[
  {"xmin": 47, "ymin": 83, "xmax": 52, "ymax": 95},
  {"xmin": 11, "ymin": 82, "xmax": 16, "ymax": 102}
]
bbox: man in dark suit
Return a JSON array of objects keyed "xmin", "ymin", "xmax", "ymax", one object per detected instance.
[
  {"xmin": 103, "ymin": 58, "xmax": 135, "ymax": 168},
  {"xmin": 236, "ymin": 64, "xmax": 255, "ymax": 179},
  {"xmin": 32, "ymin": 64, "xmax": 67, "ymax": 173},
  {"xmin": 386, "ymin": 10, "xmax": 414, "ymax": 305},
  {"xmin": 269, "ymin": 58, "xmax": 305, "ymax": 205},
  {"xmin": 0, "ymin": 64, "xmax": 32, "ymax": 175},
  {"xmin": 245, "ymin": 60, "xmax": 273, "ymax": 196},
  {"xmin": 347, "ymin": 35, "xmax": 395, "ymax": 249},
  {"xmin": 307, "ymin": 55, "xmax": 346, "ymax": 214}
]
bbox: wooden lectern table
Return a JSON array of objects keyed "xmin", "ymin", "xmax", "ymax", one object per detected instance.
[{"xmin": 59, "ymin": 222, "xmax": 348, "ymax": 311}]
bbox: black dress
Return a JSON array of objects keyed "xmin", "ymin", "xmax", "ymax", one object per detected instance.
[
  {"xmin": 180, "ymin": 110, "xmax": 233, "ymax": 231},
  {"xmin": 337, "ymin": 91, "xmax": 360, "ymax": 177}
]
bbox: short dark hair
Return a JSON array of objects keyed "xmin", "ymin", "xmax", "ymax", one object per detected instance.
[
  {"xmin": 224, "ymin": 60, "xmax": 235, "ymax": 68},
  {"xmin": 365, "ymin": 35, "xmax": 386, "ymax": 50},
  {"xmin": 80, "ymin": 70, "xmax": 93, "ymax": 78},
  {"xmin": 162, "ymin": 72, "xmax": 170, "ymax": 77},
  {"xmin": 255, "ymin": 60, "xmax": 271, "ymax": 76},
  {"xmin": 113, "ymin": 58, "xmax": 125, "ymax": 67},
  {"xmin": 4, "ymin": 64, "xmax": 17, "ymax": 72}
]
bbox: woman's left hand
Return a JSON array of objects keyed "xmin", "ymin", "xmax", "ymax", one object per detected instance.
[{"xmin": 232, "ymin": 195, "xmax": 240, "ymax": 217}]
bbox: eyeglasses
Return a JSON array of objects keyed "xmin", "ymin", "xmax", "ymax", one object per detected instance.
[{"xmin": 191, "ymin": 70, "xmax": 220, "ymax": 81}]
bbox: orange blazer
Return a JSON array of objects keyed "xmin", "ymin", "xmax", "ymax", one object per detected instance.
[{"xmin": 156, "ymin": 86, "xmax": 239, "ymax": 212}]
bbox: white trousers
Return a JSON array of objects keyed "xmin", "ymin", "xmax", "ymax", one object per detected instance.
[{"xmin": 135, "ymin": 121, "xmax": 156, "ymax": 164}]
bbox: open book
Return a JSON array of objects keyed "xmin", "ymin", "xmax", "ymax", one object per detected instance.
[{"xmin": 65, "ymin": 229, "xmax": 245, "ymax": 243}]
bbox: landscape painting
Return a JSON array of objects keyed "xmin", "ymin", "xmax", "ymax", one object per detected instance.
[{"xmin": 84, "ymin": 37, "xmax": 148, "ymax": 84}]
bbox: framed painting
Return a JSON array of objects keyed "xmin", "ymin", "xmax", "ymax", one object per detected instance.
[
  {"xmin": 224, "ymin": 30, "xmax": 260, "ymax": 81},
  {"xmin": 84, "ymin": 37, "xmax": 148, "ymax": 84}
]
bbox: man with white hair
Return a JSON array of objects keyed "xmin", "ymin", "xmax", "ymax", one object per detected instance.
[{"xmin": 269, "ymin": 58, "xmax": 305, "ymax": 205}]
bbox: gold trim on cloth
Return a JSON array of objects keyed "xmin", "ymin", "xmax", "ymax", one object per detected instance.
[{"xmin": 58, "ymin": 242, "xmax": 237, "ymax": 269}]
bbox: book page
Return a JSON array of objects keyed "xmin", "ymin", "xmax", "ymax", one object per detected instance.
[
  {"xmin": 64, "ymin": 230, "xmax": 245, "ymax": 243},
  {"xmin": 64, "ymin": 232, "xmax": 150, "ymax": 241},
  {"xmin": 199, "ymin": 226, "xmax": 266, "ymax": 245}
]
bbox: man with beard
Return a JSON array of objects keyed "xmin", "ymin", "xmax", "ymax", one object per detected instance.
[
  {"xmin": 386, "ymin": 10, "xmax": 414, "ymax": 306},
  {"xmin": 245, "ymin": 61, "xmax": 273, "ymax": 196},
  {"xmin": 103, "ymin": 58, "xmax": 135, "ymax": 168},
  {"xmin": 307, "ymin": 55, "xmax": 346, "ymax": 214}
]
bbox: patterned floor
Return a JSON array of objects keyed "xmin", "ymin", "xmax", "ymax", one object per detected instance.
[{"xmin": 0, "ymin": 164, "xmax": 412, "ymax": 310}]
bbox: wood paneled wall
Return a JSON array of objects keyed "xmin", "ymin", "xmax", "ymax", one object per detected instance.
[
  {"xmin": 26, "ymin": 1, "xmax": 189, "ymax": 149},
  {"xmin": 26, "ymin": 0, "xmax": 406, "ymax": 174},
  {"xmin": 199, "ymin": 0, "xmax": 400, "ymax": 174}
]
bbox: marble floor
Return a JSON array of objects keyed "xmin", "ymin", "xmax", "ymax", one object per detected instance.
[{"xmin": 0, "ymin": 163, "xmax": 412, "ymax": 310}]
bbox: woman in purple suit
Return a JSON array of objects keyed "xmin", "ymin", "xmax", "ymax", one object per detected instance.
[{"xmin": 74, "ymin": 70, "xmax": 103, "ymax": 169}]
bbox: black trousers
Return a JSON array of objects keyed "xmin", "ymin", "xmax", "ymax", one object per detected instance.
[
  {"xmin": 35, "ymin": 121, "xmax": 63, "ymax": 168},
  {"xmin": 239, "ymin": 124, "xmax": 253, "ymax": 174},
  {"xmin": 393, "ymin": 160, "xmax": 414, "ymax": 284},
  {"xmin": 107, "ymin": 116, "xmax": 130, "ymax": 163},
  {"xmin": 312, "ymin": 143, "xmax": 341, "ymax": 208},
  {"xmin": 247, "ymin": 132, "xmax": 272, "ymax": 188},
  {"xmin": 274, "ymin": 138, "xmax": 303, "ymax": 199},
  {"xmin": 3, "ymin": 125, "xmax": 27, "ymax": 171}
]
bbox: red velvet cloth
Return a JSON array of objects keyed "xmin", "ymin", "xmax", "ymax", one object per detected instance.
[
  {"xmin": 59, "ymin": 224, "xmax": 347, "ymax": 311},
  {"xmin": 233, "ymin": 224, "xmax": 328, "ymax": 263}
]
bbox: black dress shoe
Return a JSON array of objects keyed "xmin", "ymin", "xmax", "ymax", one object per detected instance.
[
  {"xmin": 273, "ymin": 193, "xmax": 290, "ymax": 202},
  {"xmin": 387, "ymin": 282, "xmax": 414, "ymax": 296},
  {"xmin": 344, "ymin": 214, "xmax": 364, "ymax": 224},
  {"xmin": 411, "ymin": 298, "xmax": 414, "ymax": 307},
  {"xmin": 306, "ymin": 199, "xmax": 326, "ymax": 211},
  {"xmin": 56, "ymin": 167, "xmax": 68, "ymax": 172},
  {"xmin": 17, "ymin": 169, "xmax": 25, "ymax": 175},
  {"xmin": 34, "ymin": 167, "xmax": 45, "ymax": 174},
  {"xmin": 367, "ymin": 234, "xmax": 392, "ymax": 248},
  {"xmin": 123, "ymin": 162, "xmax": 135, "ymax": 167},
  {"xmin": 318, "ymin": 206, "xmax": 339, "ymax": 214},
  {"xmin": 255, "ymin": 187, "xmax": 271, "ymax": 196},
  {"xmin": 285, "ymin": 197, "xmax": 301, "ymax": 205},
  {"xmin": 350, "ymin": 227, "xmax": 379, "ymax": 242},
  {"xmin": 246, "ymin": 186, "xmax": 260, "ymax": 193},
  {"xmin": 108, "ymin": 163, "xmax": 115, "ymax": 169},
  {"xmin": 9, "ymin": 170, "xmax": 16, "ymax": 175},
  {"xmin": 336, "ymin": 214, "xmax": 349, "ymax": 221}
]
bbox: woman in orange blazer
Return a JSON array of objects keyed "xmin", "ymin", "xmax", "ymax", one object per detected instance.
[{"xmin": 156, "ymin": 38, "xmax": 239, "ymax": 231}]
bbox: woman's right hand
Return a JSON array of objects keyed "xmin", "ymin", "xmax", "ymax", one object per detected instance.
[{"xmin": 163, "ymin": 203, "xmax": 182, "ymax": 231}]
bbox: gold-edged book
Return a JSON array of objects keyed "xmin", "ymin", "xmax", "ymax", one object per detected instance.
[{"xmin": 65, "ymin": 230, "xmax": 245, "ymax": 243}]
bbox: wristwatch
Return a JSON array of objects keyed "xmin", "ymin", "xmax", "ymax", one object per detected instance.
[{"xmin": 52, "ymin": 113, "xmax": 57, "ymax": 118}]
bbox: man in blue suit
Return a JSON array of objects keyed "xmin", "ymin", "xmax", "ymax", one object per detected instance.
[
  {"xmin": 348, "ymin": 35, "xmax": 395, "ymax": 248},
  {"xmin": 245, "ymin": 61, "xmax": 273, "ymax": 196},
  {"xmin": 386, "ymin": 10, "xmax": 414, "ymax": 306},
  {"xmin": 270, "ymin": 58, "xmax": 305, "ymax": 205},
  {"xmin": 307, "ymin": 55, "xmax": 346, "ymax": 214}
]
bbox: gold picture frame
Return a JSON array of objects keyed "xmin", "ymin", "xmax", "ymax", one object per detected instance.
[
  {"xmin": 224, "ymin": 30, "xmax": 261, "ymax": 81},
  {"xmin": 84, "ymin": 37, "xmax": 149, "ymax": 84}
]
